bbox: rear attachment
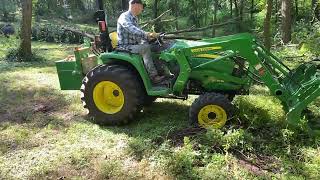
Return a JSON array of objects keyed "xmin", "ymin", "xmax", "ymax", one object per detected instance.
[{"xmin": 56, "ymin": 47, "xmax": 98, "ymax": 90}]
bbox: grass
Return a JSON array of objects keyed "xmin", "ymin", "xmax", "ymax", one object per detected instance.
[{"xmin": 0, "ymin": 36, "xmax": 319, "ymax": 179}]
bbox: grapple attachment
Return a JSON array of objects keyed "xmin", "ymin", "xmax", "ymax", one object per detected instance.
[
  {"xmin": 252, "ymin": 42, "xmax": 320, "ymax": 130},
  {"xmin": 283, "ymin": 60, "xmax": 320, "ymax": 126}
]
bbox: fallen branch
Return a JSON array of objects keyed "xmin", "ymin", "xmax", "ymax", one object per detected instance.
[
  {"xmin": 140, "ymin": 9, "xmax": 171, "ymax": 28},
  {"xmin": 164, "ymin": 35, "xmax": 201, "ymax": 40},
  {"xmin": 160, "ymin": 18, "xmax": 177, "ymax": 23},
  {"xmin": 283, "ymin": 54, "xmax": 305, "ymax": 59},
  {"xmin": 63, "ymin": 27, "xmax": 95, "ymax": 40},
  {"xmin": 166, "ymin": 17, "xmax": 240, "ymax": 35}
]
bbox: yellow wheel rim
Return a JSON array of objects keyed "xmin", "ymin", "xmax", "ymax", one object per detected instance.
[
  {"xmin": 93, "ymin": 81, "xmax": 124, "ymax": 114},
  {"xmin": 197, "ymin": 105, "xmax": 227, "ymax": 129}
]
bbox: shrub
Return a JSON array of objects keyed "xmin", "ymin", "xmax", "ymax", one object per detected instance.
[
  {"xmin": 31, "ymin": 24, "xmax": 90, "ymax": 44},
  {"xmin": 200, "ymin": 128, "xmax": 253, "ymax": 153},
  {"xmin": 5, "ymin": 48, "xmax": 44, "ymax": 62}
]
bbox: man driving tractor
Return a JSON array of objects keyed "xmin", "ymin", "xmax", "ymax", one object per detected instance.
[{"xmin": 117, "ymin": 0, "xmax": 166, "ymax": 84}]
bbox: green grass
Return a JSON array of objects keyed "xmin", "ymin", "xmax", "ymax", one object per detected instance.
[{"xmin": 0, "ymin": 37, "xmax": 319, "ymax": 179}]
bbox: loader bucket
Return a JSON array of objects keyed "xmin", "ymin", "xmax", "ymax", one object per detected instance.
[{"xmin": 282, "ymin": 61, "xmax": 320, "ymax": 126}]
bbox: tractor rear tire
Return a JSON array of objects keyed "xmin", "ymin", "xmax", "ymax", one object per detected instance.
[
  {"xmin": 80, "ymin": 64, "xmax": 143, "ymax": 125},
  {"xmin": 189, "ymin": 93, "xmax": 234, "ymax": 129}
]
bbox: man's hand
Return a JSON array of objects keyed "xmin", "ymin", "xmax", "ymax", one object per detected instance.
[{"xmin": 147, "ymin": 32, "xmax": 160, "ymax": 40}]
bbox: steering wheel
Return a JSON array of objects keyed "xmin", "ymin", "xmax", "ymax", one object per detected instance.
[
  {"xmin": 149, "ymin": 32, "xmax": 166, "ymax": 46},
  {"xmin": 157, "ymin": 33, "xmax": 166, "ymax": 46}
]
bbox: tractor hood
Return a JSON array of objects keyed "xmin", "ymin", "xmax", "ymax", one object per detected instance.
[
  {"xmin": 162, "ymin": 39, "xmax": 215, "ymax": 53},
  {"xmin": 163, "ymin": 33, "xmax": 255, "ymax": 53}
]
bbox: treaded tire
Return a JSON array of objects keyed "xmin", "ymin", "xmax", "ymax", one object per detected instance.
[
  {"xmin": 189, "ymin": 93, "xmax": 234, "ymax": 128},
  {"xmin": 80, "ymin": 64, "xmax": 143, "ymax": 125}
]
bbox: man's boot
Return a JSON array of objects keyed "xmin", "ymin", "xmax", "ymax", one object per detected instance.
[{"xmin": 151, "ymin": 75, "xmax": 166, "ymax": 84}]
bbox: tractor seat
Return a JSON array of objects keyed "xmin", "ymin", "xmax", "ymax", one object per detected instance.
[
  {"xmin": 109, "ymin": 31, "xmax": 118, "ymax": 49},
  {"xmin": 114, "ymin": 47, "xmax": 132, "ymax": 54},
  {"xmin": 109, "ymin": 32, "xmax": 136, "ymax": 54},
  {"xmin": 109, "ymin": 32, "xmax": 140, "ymax": 56}
]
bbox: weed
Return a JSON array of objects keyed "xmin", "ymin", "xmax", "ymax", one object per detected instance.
[
  {"xmin": 96, "ymin": 159, "xmax": 139, "ymax": 179},
  {"xmin": 127, "ymin": 137, "xmax": 153, "ymax": 161},
  {"xmin": 198, "ymin": 153, "xmax": 229, "ymax": 179},
  {"xmin": 165, "ymin": 137, "xmax": 199, "ymax": 179}
]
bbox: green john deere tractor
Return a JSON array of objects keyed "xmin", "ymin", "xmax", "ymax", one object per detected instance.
[{"xmin": 56, "ymin": 10, "xmax": 320, "ymax": 132}]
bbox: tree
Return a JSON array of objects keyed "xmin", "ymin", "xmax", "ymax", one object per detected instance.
[
  {"xmin": 294, "ymin": 0, "xmax": 298, "ymax": 18},
  {"xmin": 229, "ymin": 0, "xmax": 233, "ymax": 17},
  {"xmin": 121, "ymin": 0, "xmax": 128, "ymax": 11},
  {"xmin": 281, "ymin": 0, "xmax": 292, "ymax": 44},
  {"xmin": 187, "ymin": 0, "xmax": 201, "ymax": 27},
  {"xmin": 275, "ymin": 0, "xmax": 279, "ymax": 23},
  {"xmin": 212, "ymin": 0, "xmax": 219, "ymax": 37},
  {"xmin": 153, "ymin": 0, "xmax": 160, "ymax": 31},
  {"xmin": 19, "ymin": 0, "xmax": 32, "ymax": 60},
  {"xmin": 234, "ymin": 0, "xmax": 244, "ymax": 32},
  {"xmin": 263, "ymin": 0, "xmax": 273, "ymax": 50},
  {"xmin": 250, "ymin": 0, "xmax": 254, "ymax": 20}
]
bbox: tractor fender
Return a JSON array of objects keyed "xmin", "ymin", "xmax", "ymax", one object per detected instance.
[{"xmin": 99, "ymin": 52, "xmax": 153, "ymax": 94}]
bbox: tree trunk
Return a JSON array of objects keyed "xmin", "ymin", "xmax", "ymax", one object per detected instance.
[
  {"xmin": 275, "ymin": 0, "xmax": 278, "ymax": 23},
  {"xmin": 239, "ymin": 0, "xmax": 244, "ymax": 21},
  {"xmin": 204, "ymin": 0, "xmax": 208, "ymax": 25},
  {"xmin": 190, "ymin": 0, "xmax": 198, "ymax": 27},
  {"xmin": 212, "ymin": 0, "xmax": 219, "ymax": 37},
  {"xmin": 264, "ymin": 0, "xmax": 273, "ymax": 50},
  {"xmin": 311, "ymin": 0, "xmax": 317, "ymax": 21},
  {"xmin": 175, "ymin": 0, "xmax": 178, "ymax": 29},
  {"xmin": 96, "ymin": 0, "xmax": 104, "ymax": 10},
  {"xmin": 234, "ymin": 0, "xmax": 241, "ymax": 32},
  {"xmin": 294, "ymin": 0, "xmax": 298, "ymax": 19},
  {"xmin": 281, "ymin": 0, "xmax": 292, "ymax": 44},
  {"xmin": 19, "ymin": 0, "xmax": 32, "ymax": 60},
  {"xmin": 122, "ymin": 0, "xmax": 128, "ymax": 11},
  {"xmin": 230, "ymin": 0, "xmax": 233, "ymax": 17},
  {"xmin": 153, "ymin": 0, "xmax": 160, "ymax": 31},
  {"xmin": 251, "ymin": 0, "xmax": 254, "ymax": 20}
]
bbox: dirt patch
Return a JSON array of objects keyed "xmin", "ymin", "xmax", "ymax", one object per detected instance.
[
  {"xmin": 31, "ymin": 164, "xmax": 98, "ymax": 180},
  {"xmin": 33, "ymin": 103, "xmax": 54, "ymax": 114},
  {"xmin": 0, "ymin": 99, "xmax": 71, "ymax": 127},
  {"xmin": 233, "ymin": 150, "xmax": 282, "ymax": 176},
  {"xmin": 166, "ymin": 127, "xmax": 206, "ymax": 146}
]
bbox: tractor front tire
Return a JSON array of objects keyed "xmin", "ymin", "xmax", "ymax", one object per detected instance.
[
  {"xmin": 189, "ymin": 93, "xmax": 234, "ymax": 129},
  {"xmin": 81, "ymin": 64, "xmax": 143, "ymax": 125}
]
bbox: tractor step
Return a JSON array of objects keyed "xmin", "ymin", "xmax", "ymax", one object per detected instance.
[{"xmin": 148, "ymin": 86, "xmax": 170, "ymax": 96}]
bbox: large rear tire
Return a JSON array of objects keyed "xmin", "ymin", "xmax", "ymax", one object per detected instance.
[
  {"xmin": 80, "ymin": 64, "xmax": 143, "ymax": 125},
  {"xmin": 189, "ymin": 93, "xmax": 234, "ymax": 129}
]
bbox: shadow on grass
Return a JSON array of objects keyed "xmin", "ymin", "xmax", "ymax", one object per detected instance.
[
  {"xmin": 103, "ymin": 100, "xmax": 190, "ymax": 141},
  {"xmin": 0, "ymin": 77, "xmax": 74, "ymax": 129},
  {"xmin": 0, "ymin": 60, "xmax": 56, "ymax": 73},
  {"xmin": 97, "ymin": 97, "xmax": 320, "ymax": 179}
]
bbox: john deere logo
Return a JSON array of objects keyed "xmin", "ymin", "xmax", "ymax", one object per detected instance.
[
  {"xmin": 195, "ymin": 54, "xmax": 220, "ymax": 59},
  {"xmin": 191, "ymin": 46, "xmax": 222, "ymax": 53}
]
